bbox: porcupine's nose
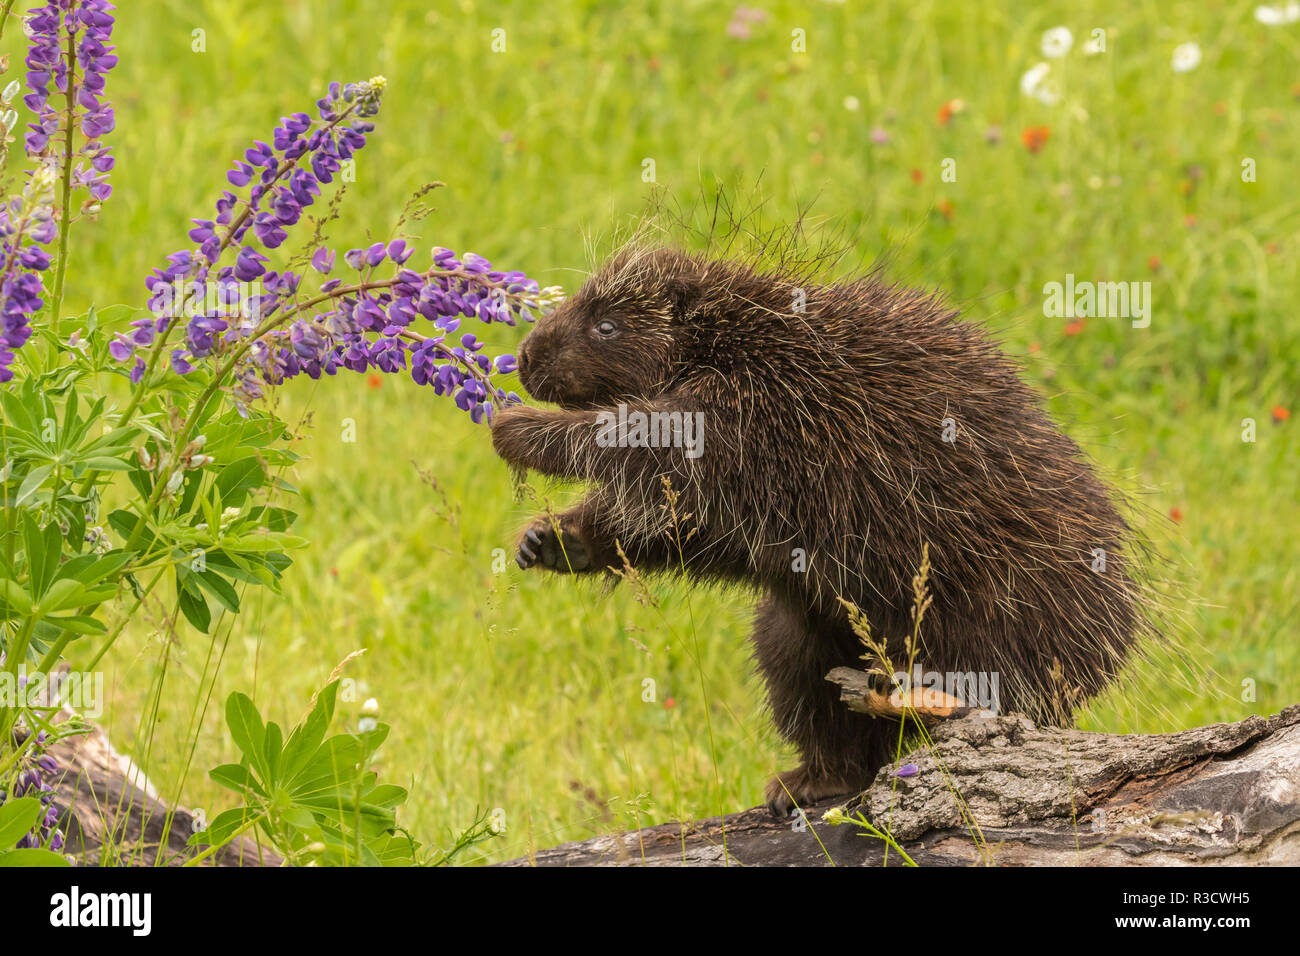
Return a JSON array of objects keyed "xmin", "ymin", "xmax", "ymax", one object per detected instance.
[
  {"xmin": 516, "ymin": 335, "xmax": 534, "ymax": 377},
  {"xmin": 515, "ymin": 331, "xmax": 548, "ymax": 397}
]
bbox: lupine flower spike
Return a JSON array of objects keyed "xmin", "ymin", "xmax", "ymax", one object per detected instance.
[{"xmin": 113, "ymin": 77, "xmax": 559, "ymax": 421}]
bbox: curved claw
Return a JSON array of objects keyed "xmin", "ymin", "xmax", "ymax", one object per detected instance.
[{"xmin": 516, "ymin": 528, "xmax": 543, "ymax": 569}]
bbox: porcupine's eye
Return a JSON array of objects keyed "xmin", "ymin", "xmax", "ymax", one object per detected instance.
[{"xmin": 594, "ymin": 319, "xmax": 618, "ymax": 338}]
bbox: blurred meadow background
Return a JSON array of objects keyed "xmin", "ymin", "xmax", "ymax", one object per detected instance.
[{"xmin": 5, "ymin": 0, "xmax": 1296, "ymax": 863}]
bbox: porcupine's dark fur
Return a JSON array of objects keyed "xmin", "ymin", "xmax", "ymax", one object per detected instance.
[{"xmin": 491, "ymin": 241, "xmax": 1150, "ymax": 816}]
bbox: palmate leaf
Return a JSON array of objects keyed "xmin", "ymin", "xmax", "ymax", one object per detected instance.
[
  {"xmin": 203, "ymin": 549, "xmax": 279, "ymax": 589},
  {"xmin": 52, "ymin": 549, "xmax": 133, "ymax": 588},
  {"xmin": 76, "ymin": 456, "xmax": 134, "ymax": 473},
  {"xmin": 192, "ymin": 568, "xmax": 240, "ymax": 614},
  {"xmin": 285, "ymin": 733, "xmax": 370, "ymax": 800},
  {"xmin": 176, "ymin": 572, "xmax": 211, "ymax": 632},
  {"xmin": 286, "ymin": 735, "xmax": 401, "ymax": 839},
  {"xmin": 35, "ymin": 577, "xmax": 116, "ymax": 616},
  {"xmin": 78, "ymin": 426, "xmax": 139, "ymax": 456},
  {"xmin": 202, "ymin": 683, "xmax": 415, "ymax": 865},
  {"xmin": 0, "ymin": 798, "xmax": 72, "ymax": 863},
  {"xmin": 107, "ymin": 508, "xmax": 156, "ymax": 553},
  {"xmin": 0, "ymin": 578, "xmax": 35, "ymax": 618},
  {"xmin": 278, "ymin": 681, "xmax": 338, "ymax": 783},
  {"xmin": 43, "ymin": 614, "xmax": 107, "ymax": 635},
  {"xmin": 0, "ymin": 848, "xmax": 71, "ymax": 867},
  {"xmin": 264, "ymin": 721, "xmax": 283, "ymax": 783},
  {"xmin": 209, "ymin": 762, "xmax": 267, "ymax": 798},
  {"xmin": 0, "ymin": 797, "xmax": 44, "ymax": 848},
  {"xmin": 372, "ymin": 831, "xmax": 421, "ymax": 867},
  {"xmin": 218, "ymin": 530, "xmax": 309, "ymax": 553},
  {"xmin": 225, "ymin": 692, "xmax": 271, "ymax": 785},
  {"xmin": 0, "ymin": 387, "xmax": 40, "ymax": 435},
  {"xmin": 214, "ymin": 455, "xmax": 267, "ymax": 508},
  {"xmin": 188, "ymin": 806, "xmax": 261, "ymax": 849},
  {"xmin": 15, "ymin": 464, "xmax": 53, "ymax": 507},
  {"xmin": 20, "ymin": 513, "xmax": 64, "ymax": 600}
]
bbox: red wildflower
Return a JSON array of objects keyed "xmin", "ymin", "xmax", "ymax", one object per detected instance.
[{"xmin": 1020, "ymin": 126, "xmax": 1051, "ymax": 153}]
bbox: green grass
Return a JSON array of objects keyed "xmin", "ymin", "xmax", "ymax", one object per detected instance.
[{"xmin": 7, "ymin": 0, "xmax": 1297, "ymax": 863}]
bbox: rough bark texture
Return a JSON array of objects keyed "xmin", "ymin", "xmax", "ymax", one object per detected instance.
[
  {"xmin": 41, "ymin": 709, "xmax": 280, "ymax": 867},
  {"xmin": 505, "ymin": 679, "xmax": 1300, "ymax": 867}
]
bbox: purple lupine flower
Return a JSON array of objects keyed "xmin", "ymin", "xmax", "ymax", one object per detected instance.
[
  {"xmin": 115, "ymin": 77, "xmax": 556, "ymax": 422},
  {"xmin": 311, "ymin": 247, "xmax": 335, "ymax": 274},
  {"xmin": 0, "ymin": 170, "xmax": 59, "ymax": 382},
  {"xmin": 175, "ymin": 245, "xmax": 554, "ymax": 420},
  {"xmin": 23, "ymin": 1, "xmax": 118, "ymax": 205},
  {"xmin": 387, "ymin": 239, "xmax": 412, "ymax": 264},
  {"xmin": 233, "ymin": 247, "xmax": 268, "ymax": 281},
  {"xmin": 3, "ymin": 1, "xmax": 115, "ymax": 382},
  {"xmin": 0, "ymin": 730, "xmax": 67, "ymax": 853}
]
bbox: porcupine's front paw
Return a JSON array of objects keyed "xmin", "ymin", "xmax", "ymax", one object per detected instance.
[
  {"xmin": 490, "ymin": 403, "xmax": 549, "ymax": 469},
  {"xmin": 515, "ymin": 514, "xmax": 593, "ymax": 573}
]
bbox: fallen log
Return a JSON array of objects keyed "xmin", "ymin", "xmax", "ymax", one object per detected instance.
[
  {"xmin": 505, "ymin": 676, "xmax": 1300, "ymax": 866},
  {"xmin": 41, "ymin": 710, "xmax": 280, "ymax": 867},
  {"xmin": 34, "ymin": 675, "xmax": 1300, "ymax": 867}
]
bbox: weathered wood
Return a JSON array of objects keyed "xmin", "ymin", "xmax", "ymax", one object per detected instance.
[
  {"xmin": 504, "ymin": 685, "xmax": 1300, "ymax": 866},
  {"xmin": 42, "ymin": 711, "xmax": 280, "ymax": 867}
]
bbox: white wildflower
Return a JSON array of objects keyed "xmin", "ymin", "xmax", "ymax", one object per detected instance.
[
  {"xmin": 1255, "ymin": 3, "xmax": 1300, "ymax": 25},
  {"xmin": 1172, "ymin": 42, "xmax": 1202, "ymax": 73},
  {"xmin": 1019, "ymin": 62, "xmax": 1060, "ymax": 105},
  {"xmin": 1041, "ymin": 26, "xmax": 1073, "ymax": 58}
]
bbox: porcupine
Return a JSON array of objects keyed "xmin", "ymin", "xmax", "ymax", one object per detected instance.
[{"xmin": 490, "ymin": 243, "xmax": 1148, "ymax": 816}]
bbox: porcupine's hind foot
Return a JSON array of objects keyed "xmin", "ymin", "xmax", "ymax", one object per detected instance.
[
  {"xmin": 764, "ymin": 766, "xmax": 859, "ymax": 819},
  {"xmin": 762, "ymin": 681, "xmax": 993, "ymax": 818}
]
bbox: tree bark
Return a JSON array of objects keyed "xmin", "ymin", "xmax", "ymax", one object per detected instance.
[{"xmin": 504, "ymin": 675, "xmax": 1300, "ymax": 866}]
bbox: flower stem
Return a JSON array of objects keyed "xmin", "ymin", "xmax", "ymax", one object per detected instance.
[
  {"xmin": 49, "ymin": 29, "xmax": 79, "ymax": 342},
  {"xmin": 0, "ymin": 616, "xmax": 38, "ymax": 742},
  {"xmin": 0, "ymin": 1, "xmax": 17, "ymax": 42}
]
